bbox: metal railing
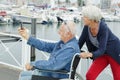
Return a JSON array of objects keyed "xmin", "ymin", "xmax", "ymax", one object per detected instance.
[{"xmin": 0, "ymin": 32, "xmax": 30, "ymax": 70}]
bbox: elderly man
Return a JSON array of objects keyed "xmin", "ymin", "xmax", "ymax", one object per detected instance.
[{"xmin": 18, "ymin": 21, "xmax": 80, "ymax": 80}]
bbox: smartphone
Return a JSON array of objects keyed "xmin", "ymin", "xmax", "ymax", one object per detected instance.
[{"xmin": 20, "ymin": 22, "xmax": 23, "ymax": 30}]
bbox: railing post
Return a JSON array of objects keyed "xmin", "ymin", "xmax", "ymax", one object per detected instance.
[
  {"xmin": 31, "ymin": 18, "xmax": 36, "ymax": 61},
  {"xmin": 21, "ymin": 38, "xmax": 30, "ymax": 70}
]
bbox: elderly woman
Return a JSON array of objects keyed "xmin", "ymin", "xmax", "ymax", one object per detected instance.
[{"xmin": 78, "ymin": 5, "xmax": 120, "ymax": 80}]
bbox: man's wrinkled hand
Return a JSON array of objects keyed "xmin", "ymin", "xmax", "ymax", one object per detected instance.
[{"xmin": 25, "ymin": 63, "xmax": 33, "ymax": 70}]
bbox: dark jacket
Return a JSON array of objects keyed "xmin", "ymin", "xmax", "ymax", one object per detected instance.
[{"xmin": 78, "ymin": 20, "xmax": 120, "ymax": 64}]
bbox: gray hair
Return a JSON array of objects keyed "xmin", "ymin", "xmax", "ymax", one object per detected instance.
[
  {"xmin": 82, "ymin": 5, "xmax": 102, "ymax": 22},
  {"xmin": 64, "ymin": 21, "xmax": 76, "ymax": 35}
]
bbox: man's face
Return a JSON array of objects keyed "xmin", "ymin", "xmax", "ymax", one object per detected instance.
[{"xmin": 58, "ymin": 23, "xmax": 67, "ymax": 41}]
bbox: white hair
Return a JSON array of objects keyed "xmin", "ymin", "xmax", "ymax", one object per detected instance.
[
  {"xmin": 82, "ymin": 5, "xmax": 102, "ymax": 22},
  {"xmin": 64, "ymin": 21, "xmax": 76, "ymax": 35}
]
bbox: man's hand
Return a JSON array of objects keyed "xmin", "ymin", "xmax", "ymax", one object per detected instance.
[
  {"xmin": 25, "ymin": 63, "xmax": 33, "ymax": 70},
  {"xmin": 80, "ymin": 52, "xmax": 93, "ymax": 59},
  {"xmin": 18, "ymin": 27, "xmax": 29, "ymax": 40}
]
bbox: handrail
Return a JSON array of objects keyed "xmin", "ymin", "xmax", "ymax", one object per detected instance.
[
  {"xmin": 0, "ymin": 32, "xmax": 30, "ymax": 70},
  {"xmin": 0, "ymin": 39, "xmax": 21, "ymax": 67}
]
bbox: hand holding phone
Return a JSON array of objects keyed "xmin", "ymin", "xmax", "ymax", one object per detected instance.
[{"xmin": 20, "ymin": 22, "xmax": 24, "ymax": 30}]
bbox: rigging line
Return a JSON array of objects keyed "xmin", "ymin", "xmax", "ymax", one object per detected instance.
[{"xmin": 0, "ymin": 40, "xmax": 22, "ymax": 67}]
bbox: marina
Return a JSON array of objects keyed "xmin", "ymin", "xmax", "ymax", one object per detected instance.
[
  {"xmin": 0, "ymin": 0, "xmax": 120, "ymax": 25},
  {"xmin": 0, "ymin": 0, "xmax": 120, "ymax": 80}
]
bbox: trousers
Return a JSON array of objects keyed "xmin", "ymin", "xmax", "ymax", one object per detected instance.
[{"xmin": 86, "ymin": 54, "xmax": 120, "ymax": 80}]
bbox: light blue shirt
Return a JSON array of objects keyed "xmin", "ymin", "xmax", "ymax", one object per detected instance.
[{"xmin": 27, "ymin": 36, "xmax": 80, "ymax": 78}]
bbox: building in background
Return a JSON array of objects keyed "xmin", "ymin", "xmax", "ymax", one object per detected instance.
[
  {"xmin": 2, "ymin": 0, "xmax": 120, "ymax": 9},
  {"xmin": 0, "ymin": 0, "xmax": 82, "ymax": 7},
  {"xmin": 100, "ymin": 0, "xmax": 111, "ymax": 9}
]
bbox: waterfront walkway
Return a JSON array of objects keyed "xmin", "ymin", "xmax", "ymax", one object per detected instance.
[{"xmin": 0, "ymin": 64, "xmax": 22, "ymax": 80}]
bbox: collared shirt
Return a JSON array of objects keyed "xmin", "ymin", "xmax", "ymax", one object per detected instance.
[{"xmin": 27, "ymin": 37, "xmax": 80, "ymax": 78}]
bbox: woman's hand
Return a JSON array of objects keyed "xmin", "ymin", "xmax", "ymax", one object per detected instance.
[
  {"xmin": 80, "ymin": 52, "xmax": 93, "ymax": 59},
  {"xmin": 18, "ymin": 27, "xmax": 29, "ymax": 40}
]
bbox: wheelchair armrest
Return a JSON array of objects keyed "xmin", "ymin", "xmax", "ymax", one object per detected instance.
[
  {"xmin": 33, "ymin": 66, "xmax": 69, "ymax": 74},
  {"xmin": 81, "ymin": 50, "xmax": 84, "ymax": 52}
]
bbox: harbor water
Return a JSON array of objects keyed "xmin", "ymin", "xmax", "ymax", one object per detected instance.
[{"xmin": 0, "ymin": 22, "xmax": 120, "ymax": 40}]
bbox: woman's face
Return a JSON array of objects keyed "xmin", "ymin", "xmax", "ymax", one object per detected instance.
[{"xmin": 82, "ymin": 16, "xmax": 91, "ymax": 26}]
